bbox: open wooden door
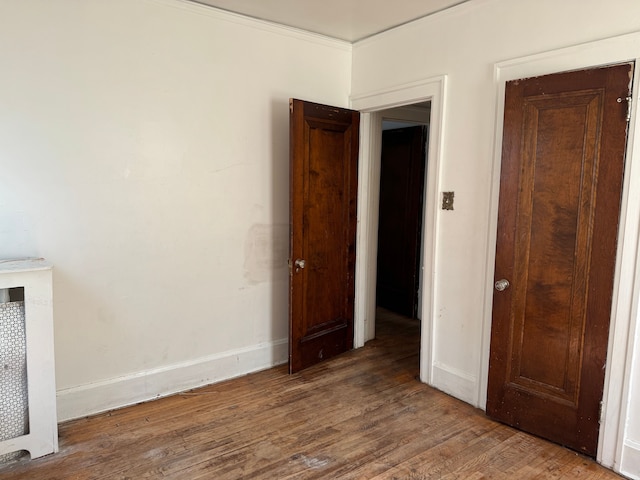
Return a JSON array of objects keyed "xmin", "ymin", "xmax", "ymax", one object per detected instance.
[
  {"xmin": 487, "ymin": 64, "xmax": 633, "ymax": 456},
  {"xmin": 289, "ymin": 99, "xmax": 360, "ymax": 373},
  {"xmin": 376, "ymin": 126, "xmax": 427, "ymax": 318}
]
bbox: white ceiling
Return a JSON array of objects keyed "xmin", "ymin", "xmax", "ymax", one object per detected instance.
[{"xmin": 187, "ymin": 0, "xmax": 472, "ymax": 42}]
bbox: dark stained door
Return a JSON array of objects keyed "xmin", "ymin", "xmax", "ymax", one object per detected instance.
[
  {"xmin": 289, "ymin": 99, "xmax": 359, "ymax": 373},
  {"xmin": 376, "ymin": 126, "xmax": 427, "ymax": 318},
  {"xmin": 487, "ymin": 63, "xmax": 633, "ymax": 456}
]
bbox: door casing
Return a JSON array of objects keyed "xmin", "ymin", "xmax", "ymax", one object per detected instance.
[{"xmin": 351, "ymin": 76, "xmax": 447, "ymax": 387}]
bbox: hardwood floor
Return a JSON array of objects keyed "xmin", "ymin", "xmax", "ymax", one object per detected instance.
[{"xmin": 0, "ymin": 309, "xmax": 626, "ymax": 479}]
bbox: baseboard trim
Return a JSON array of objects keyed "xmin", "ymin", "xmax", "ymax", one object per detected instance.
[
  {"xmin": 57, "ymin": 338, "xmax": 289, "ymax": 422},
  {"xmin": 431, "ymin": 362, "xmax": 478, "ymax": 406},
  {"xmin": 621, "ymin": 439, "xmax": 640, "ymax": 480}
]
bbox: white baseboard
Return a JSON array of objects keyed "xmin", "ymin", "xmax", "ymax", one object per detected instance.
[
  {"xmin": 621, "ymin": 439, "xmax": 640, "ymax": 480},
  {"xmin": 431, "ymin": 361, "xmax": 478, "ymax": 406},
  {"xmin": 56, "ymin": 338, "xmax": 289, "ymax": 422}
]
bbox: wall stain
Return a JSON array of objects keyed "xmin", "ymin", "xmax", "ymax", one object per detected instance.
[{"xmin": 243, "ymin": 224, "xmax": 288, "ymax": 284}]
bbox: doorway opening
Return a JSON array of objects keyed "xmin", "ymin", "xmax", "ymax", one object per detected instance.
[
  {"xmin": 374, "ymin": 103, "xmax": 430, "ymax": 369},
  {"xmin": 351, "ymin": 74, "xmax": 446, "ymax": 386}
]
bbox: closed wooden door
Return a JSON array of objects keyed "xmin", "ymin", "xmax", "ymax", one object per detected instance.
[
  {"xmin": 289, "ymin": 99, "xmax": 359, "ymax": 373},
  {"xmin": 376, "ymin": 126, "xmax": 427, "ymax": 318},
  {"xmin": 487, "ymin": 63, "xmax": 633, "ymax": 456}
]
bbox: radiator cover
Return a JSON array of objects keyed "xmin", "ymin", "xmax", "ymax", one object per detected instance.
[
  {"xmin": 0, "ymin": 259, "xmax": 57, "ymax": 463},
  {"xmin": 0, "ymin": 301, "xmax": 29, "ymax": 463}
]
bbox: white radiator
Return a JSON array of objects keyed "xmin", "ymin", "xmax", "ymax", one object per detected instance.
[{"xmin": 0, "ymin": 259, "xmax": 57, "ymax": 462}]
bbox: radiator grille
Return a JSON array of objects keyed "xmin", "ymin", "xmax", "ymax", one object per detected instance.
[{"xmin": 0, "ymin": 301, "xmax": 29, "ymax": 463}]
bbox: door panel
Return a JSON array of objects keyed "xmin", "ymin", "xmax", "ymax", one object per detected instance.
[
  {"xmin": 289, "ymin": 99, "xmax": 359, "ymax": 373},
  {"xmin": 487, "ymin": 64, "xmax": 632, "ymax": 456},
  {"xmin": 376, "ymin": 126, "xmax": 427, "ymax": 318}
]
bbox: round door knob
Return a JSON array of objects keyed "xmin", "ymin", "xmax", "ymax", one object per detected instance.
[
  {"xmin": 294, "ymin": 258, "xmax": 306, "ymax": 269},
  {"xmin": 495, "ymin": 279, "xmax": 510, "ymax": 291}
]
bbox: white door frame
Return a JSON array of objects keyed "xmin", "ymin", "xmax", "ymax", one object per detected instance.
[
  {"xmin": 350, "ymin": 31, "xmax": 640, "ymax": 474},
  {"xmin": 350, "ymin": 75, "xmax": 447, "ymax": 384},
  {"xmin": 479, "ymin": 32, "xmax": 640, "ymax": 470}
]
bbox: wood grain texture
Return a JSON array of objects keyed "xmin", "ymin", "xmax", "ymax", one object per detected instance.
[
  {"xmin": 488, "ymin": 63, "xmax": 632, "ymax": 456},
  {"xmin": 289, "ymin": 99, "xmax": 359, "ymax": 373},
  {"xmin": 0, "ymin": 310, "xmax": 625, "ymax": 479},
  {"xmin": 376, "ymin": 126, "xmax": 427, "ymax": 318}
]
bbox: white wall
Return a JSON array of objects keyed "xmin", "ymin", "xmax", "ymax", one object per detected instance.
[
  {"xmin": 3, "ymin": 0, "xmax": 639, "ymax": 474},
  {"xmin": 0, "ymin": 0, "xmax": 351, "ymax": 420},
  {"xmin": 352, "ymin": 0, "xmax": 640, "ymax": 476},
  {"xmin": 625, "ymin": 320, "xmax": 640, "ymax": 477}
]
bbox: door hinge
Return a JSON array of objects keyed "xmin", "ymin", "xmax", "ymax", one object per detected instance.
[
  {"xmin": 598, "ymin": 400, "xmax": 603, "ymax": 424},
  {"xmin": 617, "ymin": 96, "xmax": 632, "ymax": 122}
]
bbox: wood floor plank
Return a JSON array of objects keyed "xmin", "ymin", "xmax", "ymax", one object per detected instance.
[{"xmin": 0, "ymin": 309, "xmax": 626, "ymax": 480}]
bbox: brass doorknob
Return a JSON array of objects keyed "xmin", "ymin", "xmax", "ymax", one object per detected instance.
[{"xmin": 495, "ymin": 279, "xmax": 510, "ymax": 291}]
